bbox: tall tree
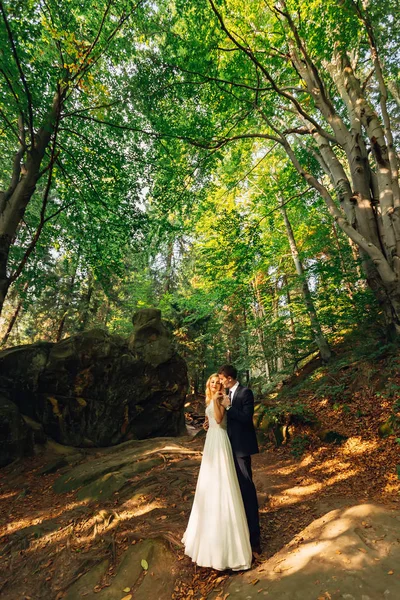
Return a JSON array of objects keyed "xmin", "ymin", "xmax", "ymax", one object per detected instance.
[
  {"xmin": 279, "ymin": 195, "xmax": 332, "ymax": 361},
  {"xmin": 0, "ymin": 0, "xmax": 148, "ymax": 314},
  {"xmin": 133, "ymin": 0, "xmax": 400, "ymax": 334}
]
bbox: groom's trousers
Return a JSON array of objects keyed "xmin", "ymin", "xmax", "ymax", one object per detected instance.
[{"xmin": 233, "ymin": 454, "xmax": 260, "ymax": 548}]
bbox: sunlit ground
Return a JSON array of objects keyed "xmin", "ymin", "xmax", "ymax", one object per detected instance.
[{"xmin": 0, "ymin": 381, "xmax": 399, "ymax": 600}]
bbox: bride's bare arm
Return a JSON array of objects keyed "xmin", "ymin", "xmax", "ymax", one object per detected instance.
[{"xmin": 213, "ymin": 392, "xmax": 225, "ymax": 424}]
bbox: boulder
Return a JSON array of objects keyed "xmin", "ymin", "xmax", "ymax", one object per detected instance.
[
  {"xmin": 128, "ymin": 308, "xmax": 174, "ymax": 367},
  {"xmin": 0, "ymin": 309, "xmax": 188, "ymax": 450},
  {"xmin": 52, "ymin": 437, "xmax": 192, "ymax": 499},
  {"xmin": 254, "ymin": 403, "xmax": 317, "ymax": 447},
  {"xmin": 22, "ymin": 414, "xmax": 47, "ymax": 444},
  {"xmin": 64, "ymin": 538, "xmax": 177, "ymax": 600},
  {"xmin": 0, "ymin": 342, "xmax": 51, "ymax": 417},
  {"xmin": 0, "ymin": 395, "xmax": 33, "ymax": 467}
]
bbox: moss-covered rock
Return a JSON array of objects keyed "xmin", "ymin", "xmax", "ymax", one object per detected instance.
[
  {"xmin": 52, "ymin": 438, "xmax": 177, "ymax": 497},
  {"xmin": 64, "ymin": 538, "xmax": 177, "ymax": 600},
  {"xmin": 254, "ymin": 403, "xmax": 316, "ymax": 447},
  {"xmin": 378, "ymin": 419, "xmax": 395, "ymax": 438},
  {"xmin": 318, "ymin": 430, "xmax": 348, "ymax": 444},
  {"xmin": 0, "ymin": 309, "xmax": 188, "ymax": 451}
]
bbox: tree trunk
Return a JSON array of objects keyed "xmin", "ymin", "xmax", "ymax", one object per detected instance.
[
  {"xmin": 251, "ymin": 277, "xmax": 271, "ymax": 381},
  {"xmin": 331, "ymin": 223, "xmax": 355, "ymax": 299},
  {"xmin": 272, "ymin": 279, "xmax": 285, "ymax": 371},
  {"xmin": 56, "ymin": 312, "xmax": 67, "ymax": 343},
  {"xmin": 0, "ymin": 90, "xmax": 65, "ymax": 317},
  {"xmin": 281, "ymin": 133, "xmax": 400, "ymax": 335},
  {"xmin": 242, "ymin": 306, "xmax": 250, "ymax": 384},
  {"xmin": 283, "ymin": 272, "xmax": 297, "ymax": 337},
  {"xmin": 280, "ymin": 199, "xmax": 332, "ymax": 362},
  {"xmin": 56, "ymin": 263, "xmax": 77, "ymax": 342},
  {"xmin": 164, "ymin": 240, "xmax": 174, "ymax": 294},
  {"xmin": 277, "ymin": 9, "xmax": 400, "ymax": 334},
  {"xmin": 0, "ymin": 276, "xmax": 11, "ymax": 319},
  {"xmin": 78, "ymin": 273, "xmax": 94, "ymax": 332},
  {"xmin": 1, "ymin": 282, "xmax": 28, "ymax": 346},
  {"xmin": 103, "ymin": 299, "xmax": 111, "ymax": 326}
]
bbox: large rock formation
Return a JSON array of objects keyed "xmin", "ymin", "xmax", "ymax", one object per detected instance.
[
  {"xmin": 0, "ymin": 394, "xmax": 33, "ymax": 467},
  {"xmin": 0, "ymin": 309, "xmax": 188, "ymax": 457}
]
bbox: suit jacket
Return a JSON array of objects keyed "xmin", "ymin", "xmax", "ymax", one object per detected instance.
[{"xmin": 226, "ymin": 384, "xmax": 259, "ymax": 458}]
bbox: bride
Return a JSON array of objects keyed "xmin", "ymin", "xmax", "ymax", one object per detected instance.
[{"xmin": 182, "ymin": 374, "xmax": 252, "ymax": 571}]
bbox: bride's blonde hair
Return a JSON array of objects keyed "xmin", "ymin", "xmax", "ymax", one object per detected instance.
[{"xmin": 205, "ymin": 373, "xmax": 223, "ymax": 405}]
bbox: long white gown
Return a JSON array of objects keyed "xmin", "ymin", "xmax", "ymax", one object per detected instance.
[{"xmin": 182, "ymin": 400, "xmax": 252, "ymax": 571}]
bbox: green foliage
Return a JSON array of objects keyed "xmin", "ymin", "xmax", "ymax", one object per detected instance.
[
  {"xmin": 258, "ymin": 402, "xmax": 316, "ymax": 427},
  {"xmin": 377, "ymin": 384, "xmax": 400, "ymax": 401},
  {"xmin": 332, "ymin": 402, "xmax": 351, "ymax": 415},
  {"xmin": 1, "ymin": 0, "xmax": 397, "ymax": 397},
  {"xmin": 388, "ymin": 397, "xmax": 400, "ymax": 433},
  {"xmin": 290, "ymin": 434, "xmax": 312, "ymax": 459}
]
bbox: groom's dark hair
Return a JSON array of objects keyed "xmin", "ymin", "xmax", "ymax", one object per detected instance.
[{"xmin": 217, "ymin": 364, "xmax": 237, "ymax": 379}]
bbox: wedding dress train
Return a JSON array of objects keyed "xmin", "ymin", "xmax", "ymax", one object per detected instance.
[{"xmin": 182, "ymin": 400, "xmax": 252, "ymax": 571}]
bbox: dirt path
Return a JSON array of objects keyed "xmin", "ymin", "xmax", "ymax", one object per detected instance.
[{"xmin": 0, "ymin": 430, "xmax": 399, "ymax": 600}]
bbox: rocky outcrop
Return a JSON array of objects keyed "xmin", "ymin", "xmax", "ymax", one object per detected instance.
[
  {"xmin": 0, "ymin": 395, "xmax": 33, "ymax": 467},
  {"xmin": 128, "ymin": 308, "xmax": 175, "ymax": 367},
  {"xmin": 64, "ymin": 538, "xmax": 177, "ymax": 600},
  {"xmin": 0, "ymin": 309, "xmax": 188, "ymax": 452}
]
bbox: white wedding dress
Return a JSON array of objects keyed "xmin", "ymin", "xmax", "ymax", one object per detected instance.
[{"xmin": 182, "ymin": 400, "xmax": 252, "ymax": 571}]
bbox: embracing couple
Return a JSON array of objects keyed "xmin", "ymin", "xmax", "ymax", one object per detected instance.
[{"xmin": 182, "ymin": 365, "xmax": 261, "ymax": 571}]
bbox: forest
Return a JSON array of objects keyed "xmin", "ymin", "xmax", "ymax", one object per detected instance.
[
  {"xmin": 0, "ymin": 0, "xmax": 399, "ymax": 383},
  {"xmin": 1, "ymin": 1, "xmax": 400, "ymax": 599}
]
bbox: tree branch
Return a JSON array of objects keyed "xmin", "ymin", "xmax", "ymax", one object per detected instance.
[
  {"xmin": 0, "ymin": 0, "xmax": 35, "ymax": 147},
  {"xmin": 0, "ymin": 106, "xmax": 24, "ymax": 145},
  {"xmin": 10, "ymin": 112, "xmax": 60, "ymax": 284},
  {"xmin": 162, "ymin": 61, "xmax": 273, "ymax": 92},
  {"xmin": 62, "ymin": 100, "xmax": 122, "ymax": 118},
  {"xmin": 207, "ymin": 0, "xmax": 330, "ymax": 138},
  {"xmin": 69, "ymin": 0, "xmax": 146, "ymax": 90},
  {"xmin": 0, "ymin": 67, "xmax": 25, "ymax": 117},
  {"xmin": 0, "ymin": 114, "xmax": 26, "ymax": 213}
]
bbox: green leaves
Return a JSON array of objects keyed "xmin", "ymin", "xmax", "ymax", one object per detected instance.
[{"xmin": 1, "ymin": 0, "xmax": 395, "ymax": 384}]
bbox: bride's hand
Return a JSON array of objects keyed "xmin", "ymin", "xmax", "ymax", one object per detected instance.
[
  {"xmin": 213, "ymin": 391, "xmax": 223, "ymax": 403},
  {"xmin": 220, "ymin": 394, "xmax": 230, "ymax": 408}
]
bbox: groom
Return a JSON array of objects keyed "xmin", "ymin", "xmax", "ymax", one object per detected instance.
[{"xmin": 218, "ymin": 365, "xmax": 261, "ymax": 554}]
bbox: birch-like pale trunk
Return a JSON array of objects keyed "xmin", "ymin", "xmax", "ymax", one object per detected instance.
[
  {"xmin": 56, "ymin": 263, "xmax": 78, "ymax": 342},
  {"xmin": 280, "ymin": 200, "xmax": 332, "ymax": 362},
  {"xmin": 276, "ymin": 5, "xmax": 400, "ymax": 333},
  {"xmin": 356, "ymin": 0, "xmax": 400, "ymax": 208},
  {"xmin": 329, "ymin": 51, "xmax": 400, "ymax": 273},
  {"xmin": 272, "ymin": 280, "xmax": 284, "ymax": 371},
  {"xmin": 78, "ymin": 272, "xmax": 94, "ymax": 332},
  {"xmin": 251, "ymin": 277, "xmax": 271, "ymax": 381},
  {"xmin": 282, "ymin": 273, "xmax": 296, "ymax": 338}
]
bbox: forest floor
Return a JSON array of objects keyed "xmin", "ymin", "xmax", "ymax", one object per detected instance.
[{"xmin": 1, "ymin": 332, "xmax": 400, "ymax": 600}]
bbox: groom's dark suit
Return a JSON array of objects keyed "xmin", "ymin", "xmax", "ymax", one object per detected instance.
[{"xmin": 226, "ymin": 384, "xmax": 261, "ymax": 550}]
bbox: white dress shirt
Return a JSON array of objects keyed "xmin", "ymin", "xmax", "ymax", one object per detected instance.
[{"xmin": 229, "ymin": 381, "xmax": 240, "ymax": 404}]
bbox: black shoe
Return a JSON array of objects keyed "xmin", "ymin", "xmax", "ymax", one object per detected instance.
[{"xmin": 251, "ymin": 544, "xmax": 262, "ymax": 555}]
